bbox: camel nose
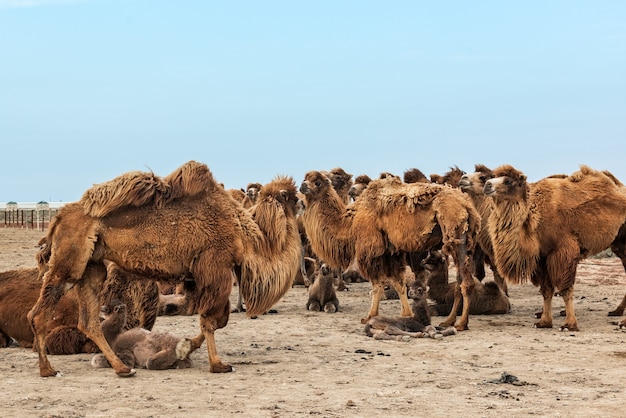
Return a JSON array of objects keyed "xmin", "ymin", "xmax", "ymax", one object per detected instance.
[
  {"xmin": 483, "ymin": 180, "xmax": 494, "ymax": 194},
  {"xmin": 299, "ymin": 182, "xmax": 309, "ymax": 194}
]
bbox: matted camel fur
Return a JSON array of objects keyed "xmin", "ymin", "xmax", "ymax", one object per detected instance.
[
  {"xmin": 299, "ymin": 171, "xmax": 480, "ymax": 331},
  {"xmin": 28, "ymin": 160, "xmax": 302, "ymax": 377},
  {"xmin": 483, "ymin": 164, "xmax": 626, "ymax": 331}
]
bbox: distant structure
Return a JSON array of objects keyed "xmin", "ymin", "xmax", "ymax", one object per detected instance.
[{"xmin": 1, "ymin": 201, "xmax": 68, "ymax": 230}]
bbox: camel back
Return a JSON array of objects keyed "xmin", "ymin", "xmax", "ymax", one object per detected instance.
[{"xmin": 80, "ymin": 161, "xmax": 216, "ymax": 218}]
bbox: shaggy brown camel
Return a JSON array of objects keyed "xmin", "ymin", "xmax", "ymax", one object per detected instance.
[
  {"xmin": 403, "ymin": 168, "xmax": 429, "ymax": 184},
  {"xmin": 299, "ymin": 171, "xmax": 480, "ymax": 330},
  {"xmin": 458, "ymin": 164, "xmax": 509, "ymax": 295},
  {"xmin": 420, "ymin": 250, "xmax": 510, "ymax": 316},
  {"xmin": 91, "ymin": 300, "xmax": 192, "ymax": 370},
  {"xmin": 483, "ymin": 164, "xmax": 626, "ymax": 331},
  {"xmin": 28, "ymin": 161, "xmax": 301, "ymax": 377}
]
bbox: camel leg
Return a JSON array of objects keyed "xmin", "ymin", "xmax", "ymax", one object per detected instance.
[
  {"xmin": 27, "ymin": 274, "xmax": 67, "ymax": 377},
  {"xmin": 535, "ymin": 283, "xmax": 554, "ymax": 328},
  {"xmin": 74, "ymin": 265, "xmax": 135, "ymax": 377},
  {"xmin": 198, "ymin": 299, "xmax": 233, "ymax": 373},
  {"xmin": 441, "ymin": 234, "xmax": 473, "ymax": 331},
  {"xmin": 439, "ymin": 283, "xmax": 461, "ymax": 328},
  {"xmin": 361, "ymin": 282, "xmax": 385, "ymax": 324},
  {"xmin": 559, "ymin": 287, "xmax": 579, "ymax": 331},
  {"xmin": 610, "ymin": 228, "xmax": 626, "ymax": 316},
  {"xmin": 390, "ymin": 280, "xmax": 413, "ymax": 318}
]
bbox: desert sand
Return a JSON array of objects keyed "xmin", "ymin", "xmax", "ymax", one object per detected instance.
[{"xmin": 2, "ymin": 227, "xmax": 626, "ymax": 417}]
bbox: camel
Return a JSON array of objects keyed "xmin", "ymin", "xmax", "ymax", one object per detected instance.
[
  {"xmin": 242, "ymin": 182, "xmax": 263, "ymax": 208},
  {"xmin": 364, "ymin": 275, "xmax": 456, "ymax": 340},
  {"xmin": 306, "ymin": 263, "xmax": 339, "ymax": 313},
  {"xmin": 299, "ymin": 170, "xmax": 481, "ymax": 330},
  {"xmin": 91, "ymin": 300, "xmax": 192, "ymax": 370},
  {"xmin": 348, "ymin": 174, "xmax": 373, "ymax": 203},
  {"xmin": 483, "ymin": 164, "xmax": 626, "ymax": 331},
  {"xmin": 420, "ymin": 250, "xmax": 510, "ymax": 316},
  {"xmin": 0, "ymin": 264, "xmax": 159, "ymax": 353},
  {"xmin": 28, "ymin": 160, "xmax": 301, "ymax": 377},
  {"xmin": 325, "ymin": 167, "xmax": 353, "ymax": 205},
  {"xmin": 458, "ymin": 164, "xmax": 509, "ymax": 295}
]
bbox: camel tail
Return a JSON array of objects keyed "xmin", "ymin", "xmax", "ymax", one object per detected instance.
[{"xmin": 239, "ymin": 238, "xmax": 301, "ymax": 318}]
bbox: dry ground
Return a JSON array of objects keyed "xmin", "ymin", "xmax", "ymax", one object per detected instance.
[{"xmin": 2, "ymin": 227, "xmax": 626, "ymax": 417}]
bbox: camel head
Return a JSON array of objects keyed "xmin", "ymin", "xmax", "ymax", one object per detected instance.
[
  {"xmin": 459, "ymin": 164, "xmax": 494, "ymax": 195},
  {"xmin": 483, "ymin": 164, "xmax": 528, "ymax": 201},
  {"xmin": 420, "ymin": 250, "xmax": 447, "ymax": 272},
  {"xmin": 300, "ymin": 171, "xmax": 334, "ymax": 205},
  {"xmin": 406, "ymin": 277, "xmax": 428, "ymax": 301},
  {"xmin": 403, "ymin": 168, "xmax": 429, "ymax": 184},
  {"xmin": 327, "ymin": 167, "xmax": 353, "ymax": 194},
  {"xmin": 348, "ymin": 174, "xmax": 372, "ymax": 202},
  {"xmin": 258, "ymin": 176, "xmax": 298, "ymax": 219},
  {"xmin": 245, "ymin": 182, "xmax": 263, "ymax": 203}
]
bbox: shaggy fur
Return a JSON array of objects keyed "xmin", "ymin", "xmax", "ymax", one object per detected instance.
[
  {"xmin": 484, "ymin": 164, "xmax": 626, "ymax": 331},
  {"xmin": 429, "ymin": 166, "xmax": 466, "ymax": 188},
  {"xmin": 300, "ymin": 171, "xmax": 480, "ymax": 331},
  {"xmin": 91, "ymin": 301, "xmax": 192, "ymax": 370},
  {"xmin": 459, "ymin": 164, "xmax": 509, "ymax": 295},
  {"xmin": 306, "ymin": 263, "xmax": 339, "ymax": 313},
  {"xmin": 420, "ymin": 250, "xmax": 510, "ymax": 316},
  {"xmin": 325, "ymin": 167, "xmax": 353, "ymax": 205},
  {"xmin": 403, "ymin": 168, "xmax": 429, "ymax": 184},
  {"xmin": 28, "ymin": 161, "xmax": 301, "ymax": 377}
]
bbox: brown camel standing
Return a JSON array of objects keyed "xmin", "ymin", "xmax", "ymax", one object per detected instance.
[
  {"xmin": 459, "ymin": 164, "xmax": 509, "ymax": 295},
  {"xmin": 299, "ymin": 171, "xmax": 481, "ymax": 330},
  {"xmin": 483, "ymin": 164, "xmax": 626, "ymax": 331},
  {"xmin": 28, "ymin": 161, "xmax": 301, "ymax": 377}
]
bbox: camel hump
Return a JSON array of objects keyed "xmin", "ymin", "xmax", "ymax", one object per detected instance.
[
  {"xmin": 81, "ymin": 160, "xmax": 217, "ymax": 217},
  {"xmin": 368, "ymin": 179, "xmax": 444, "ymax": 213},
  {"xmin": 568, "ymin": 165, "xmax": 623, "ymax": 187}
]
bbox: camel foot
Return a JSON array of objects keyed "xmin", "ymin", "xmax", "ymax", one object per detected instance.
[
  {"xmin": 39, "ymin": 367, "xmax": 61, "ymax": 378},
  {"xmin": 608, "ymin": 309, "xmax": 624, "ymax": 317},
  {"xmin": 116, "ymin": 368, "xmax": 137, "ymax": 378},
  {"xmin": 454, "ymin": 323, "xmax": 468, "ymax": 332},
  {"xmin": 619, "ymin": 320, "xmax": 626, "ymax": 329},
  {"xmin": 176, "ymin": 338, "xmax": 192, "ymax": 360},
  {"xmin": 210, "ymin": 362, "xmax": 234, "ymax": 373},
  {"xmin": 560, "ymin": 323, "xmax": 579, "ymax": 332},
  {"xmin": 361, "ymin": 316, "xmax": 372, "ymax": 325},
  {"xmin": 533, "ymin": 321, "xmax": 553, "ymax": 329}
]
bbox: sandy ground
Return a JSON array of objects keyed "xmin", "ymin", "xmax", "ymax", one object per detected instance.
[{"xmin": 2, "ymin": 227, "xmax": 626, "ymax": 417}]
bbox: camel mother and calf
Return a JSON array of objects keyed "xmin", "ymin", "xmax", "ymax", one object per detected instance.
[{"xmin": 16, "ymin": 160, "xmax": 626, "ymax": 379}]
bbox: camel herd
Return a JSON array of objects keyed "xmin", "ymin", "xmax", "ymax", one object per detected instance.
[{"xmin": 2, "ymin": 160, "xmax": 626, "ymax": 379}]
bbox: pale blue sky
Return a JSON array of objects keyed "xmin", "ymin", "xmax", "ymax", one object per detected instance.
[{"xmin": 1, "ymin": 0, "xmax": 624, "ymax": 203}]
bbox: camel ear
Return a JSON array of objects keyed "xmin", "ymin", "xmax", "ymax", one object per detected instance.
[{"xmin": 520, "ymin": 174, "xmax": 527, "ymax": 184}]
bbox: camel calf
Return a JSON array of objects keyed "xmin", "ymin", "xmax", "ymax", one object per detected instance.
[
  {"xmin": 364, "ymin": 276, "xmax": 456, "ymax": 340},
  {"xmin": 91, "ymin": 300, "xmax": 192, "ymax": 370},
  {"xmin": 422, "ymin": 250, "xmax": 511, "ymax": 316},
  {"xmin": 306, "ymin": 263, "xmax": 339, "ymax": 313}
]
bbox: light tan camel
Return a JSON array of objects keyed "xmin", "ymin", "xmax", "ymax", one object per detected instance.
[
  {"xmin": 28, "ymin": 161, "xmax": 301, "ymax": 377},
  {"xmin": 483, "ymin": 164, "xmax": 626, "ymax": 331}
]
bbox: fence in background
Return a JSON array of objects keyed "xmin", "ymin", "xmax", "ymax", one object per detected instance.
[{"xmin": 1, "ymin": 202, "xmax": 67, "ymax": 231}]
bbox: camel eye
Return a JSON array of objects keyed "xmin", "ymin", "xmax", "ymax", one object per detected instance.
[
  {"xmin": 504, "ymin": 179, "xmax": 512, "ymax": 186},
  {"xmin": 314, "ymin": 180, "xmax": 322, "ymax": 187},
  {"xmin": 479, "ymin": 176, "xmax": 487, "ymax": 182}
]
